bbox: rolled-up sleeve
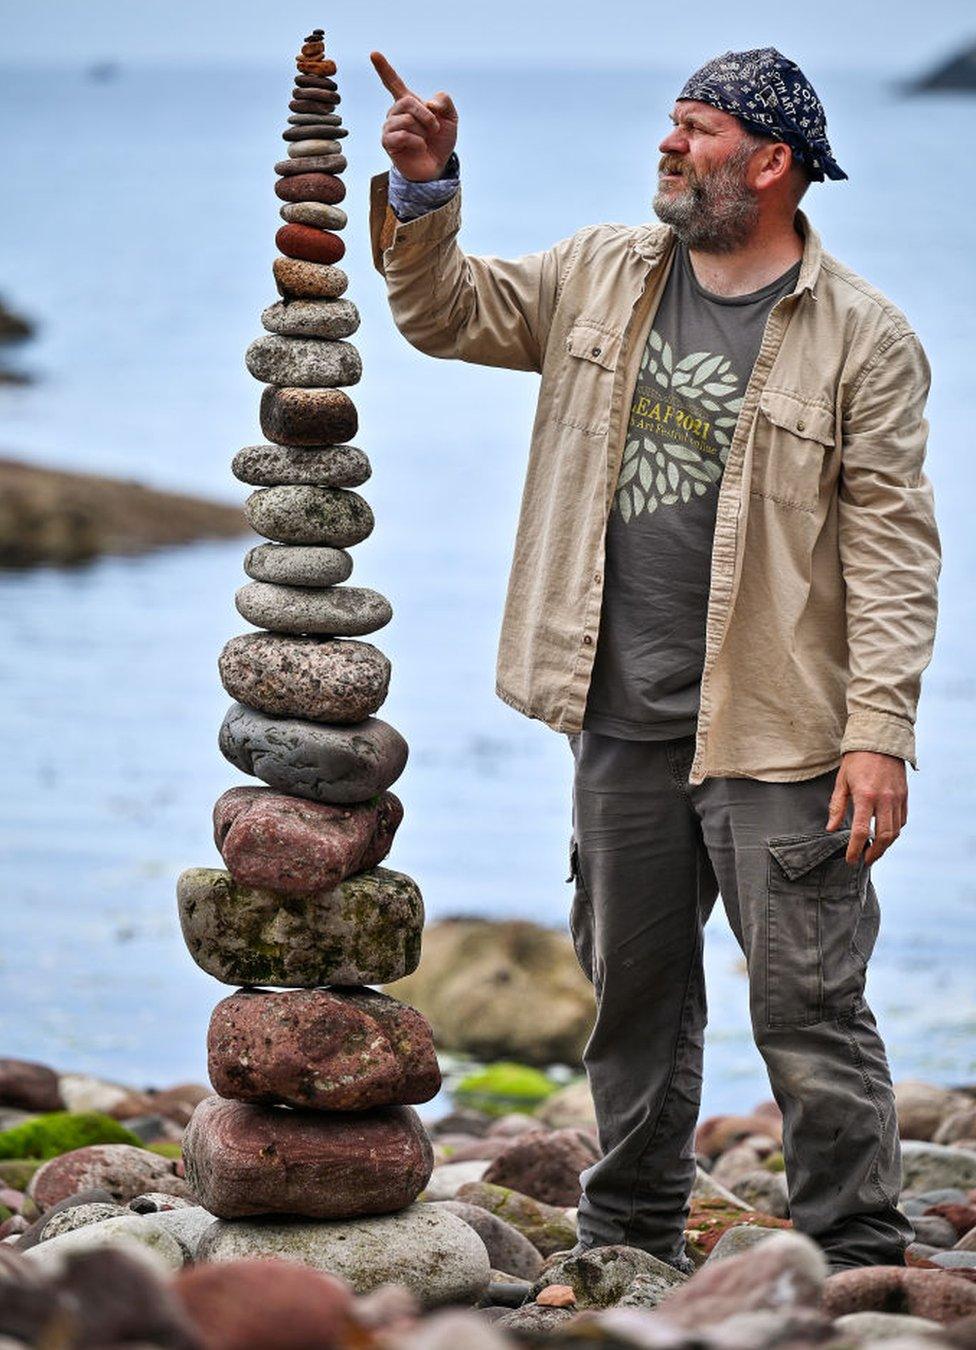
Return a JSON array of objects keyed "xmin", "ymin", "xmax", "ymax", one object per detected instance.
[{"xmin": 837, "ymin": 330, "xmax": 941, "ymax": 768}]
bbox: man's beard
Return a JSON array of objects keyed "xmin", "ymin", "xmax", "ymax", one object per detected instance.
[{"xmin": 652, "ymin": 143, "xmax": 759, "ymax": 252}]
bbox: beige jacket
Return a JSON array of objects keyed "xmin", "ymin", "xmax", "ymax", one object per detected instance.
[{"xmin": 370, "ymin": 172, "xmax": 941, "ymax": 784}]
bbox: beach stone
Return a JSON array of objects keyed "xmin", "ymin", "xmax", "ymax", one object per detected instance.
[
  {"xmin": 28, "ymin": 1146, "xmax": 193, "ymax": 1211},
  {"xmin": 696, "ymin": 1111, "xmax": 783, "ymax": 1159},
  {"xmin": 423, "ymin": 1162, "xmax": 491, "ymax": 1201},
  {"xmin": 274, "ymin": 172, "xmax": 346, "ymax": 205},
  {"xmin": 235, "ymin": 582, "xmax": 392, "ymax": 637},
  {"xmin": 261, "ymin": 297, "xmax": 358, "ymax": 338},
  {"xmin": 536, "ymin": 1080, "xmax": 597, "ymax": 1131},
  {"xmin": 291, "ymin": 84, "xmax": 339, "ymax": 102},
  {"xmin": 935, "ymin": 1106, "xmax": 976, "ymax": 1145},
  {"xmin": 174, "ymin": 1258, "xmax": 356, "ymax": 1349},
  {"xmin": 39, "ymin": 1200, "xmax": 128, "ymax": 1240},
  {"xmin": 279, "ymin": 201, "xmax": 348, "ymax": 229},
  {"xmin": 494, "ymin": 1304, "xmax": 574, "ymax": 1335},
  {"xmin": 289, "ymin": 99, "xmax": 340, "ymax": 116},
  {"xmin": 176, "ymin": 865, "xmax": 423, "ymax": 987},
  {"xmin": 911, "ymin": 1214, "xmax": 959, "ymax": 1247},
  {"xmin": 822, "ymin": 1264, "xmax": 976, "ymax": 1323},
  {"xmin": 287, "ymin": 139, "xmax": 343, "ymax": 157},
  {"xmin": 284, "ymin": 124, "xmax": 348, "ymax": 142},
  {"xmin": 246, "ymin": 485, "xmax": 372, "ymax": 546},
  {"xmin": 213, "ymin": 786, "xmax": 402, "ymax": 895},
  {"xmin": 182, "ymin": 1097, "xmax": 433, "ymax": 1221},
  {"xmin": 455, "ymin": 1182, "xmax": 578, "ymax": 1258},
  {"xmin": 234, "ymin": 442, "xmax": 369, "ymax": 488},
  {"xmin": 273, "ymin": 255, "xmax": 347, "ymax": 298},
  {"xmin": 218, "ymin": 633, "xmax": 391, "ymax": 723},
  {"xmin": 22, "ymin": 1213, "xmax": 187, "ymax": 1271},
  {"xmin": 0, "ymin": 1060, "xmax": 62, "ymax": 1113},
  {"xmin": 480, "ymin": 1130, "xmax": 598, "ymax": 1208},
  {"xmin": 930, "ymin": 1249, "xmax": 976, "ymax": 1268},
  {"xmin": 295, "ymin": 74, "xmax": 339, "ymax": 89},
  {"xmin": 245, "ymin": 335, "xmax": 360, "ymax": 388},
  {"xmin": 260, "ymin": 386, "xmax": 358, "ymax": 446},
  {"xmin": 276, "ymin": 224, "xmax": 345, "ymax": 265},
  {"xmin": 276, "ymin": 155, "xmax": 347, "ymax": 177},
  {"xmin": 705, "ymin": 1221, "xmax": 782, "ymax": 1262},
  {"xmin": 198, "ymin": 1205, "xmax": 490, "ymax": 1308},
  {"xmin": 431, "ymin": 1200, "xmax": 543, "ymax": 1280},
  {"xmin": 531, "ymin": 1244, "xmax": 686, "ymax": 1310},
  {"xmin": 207, "ymin": 987, "xmax": 440, "ymax": 1110},
  {"xmin": 218, "ymin": 702, "xmax": 407, "ymax": 802},
  {"xmin": 57, "ymin": 1073, "xmax": 132, "ymax": 1116},
  {"xmin": 834, "ymin": 1310, "xmax": 948, "ymax": 1340},
  {"xmin": 243, "ymin": 543, "xmax": 352, "ymax": 587},
  {"xmin": 896, "ymin": 1082, "xmax": 974, "ymax": 1141},
  {"xmin": 902, "ymin": 1141, "xmax": 976, "ymax": 1194},
  {"xmin": 722, "ymin": 1168, "xmax": 789, "ymax": 1218},
  {"xmin": 925, "ymin": 1200, "xmax": 976, "ymax": 1238}
]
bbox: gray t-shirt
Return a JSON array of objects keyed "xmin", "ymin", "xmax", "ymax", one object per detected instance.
[{"xmin": 583, "ymin": 242, "xmax": 802, "ymax": 739}]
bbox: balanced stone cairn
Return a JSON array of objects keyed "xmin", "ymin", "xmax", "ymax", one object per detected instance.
[{"xmin": 177, "ymin": 31, "xmax": 442, "ymax": 1238}]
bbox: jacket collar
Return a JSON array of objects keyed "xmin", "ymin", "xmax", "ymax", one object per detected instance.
[{"xmin": 629, "ymin": 206, "xmax": 824, "ymax": 299}]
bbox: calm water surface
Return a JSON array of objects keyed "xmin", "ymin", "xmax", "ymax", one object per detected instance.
[{"xmin": 0, "ymin": 65, "xmax": 973, "ymax": 1111}]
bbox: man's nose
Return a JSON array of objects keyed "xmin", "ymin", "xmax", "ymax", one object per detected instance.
[{"xmin": 659, "ymin": 127, "xmax": 688, "ymax": 155}]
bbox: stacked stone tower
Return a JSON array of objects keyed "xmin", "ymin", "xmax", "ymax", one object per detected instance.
[{"xmin": 177, "ymin": 30, "xmax": 441, "ymax": 1227}]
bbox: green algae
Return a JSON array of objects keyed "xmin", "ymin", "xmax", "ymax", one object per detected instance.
[
  {"xmin": 0, "ymin": 1112, "xmax": 144, "ymax": 1160},
  {"xmin": 454, "ymin": 1061, "xmax": 558, "ymax": 1117}
]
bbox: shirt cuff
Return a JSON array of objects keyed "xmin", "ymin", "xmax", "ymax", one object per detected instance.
[{"xmin": 388, "ymin": 153, "xmax": 460, "ymax": 222}]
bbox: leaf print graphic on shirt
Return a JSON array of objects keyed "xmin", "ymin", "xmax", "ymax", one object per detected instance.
[{"xmin": 613, "ymin": 329, "xmax": 744, "ymax": 524}]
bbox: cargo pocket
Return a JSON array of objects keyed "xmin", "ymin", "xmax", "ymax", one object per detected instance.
[
  {"xmin": 764, "ymin": 828, "xmax": 872, "ymax": 1030},
  {"xmin": 752, "ymin": 388, "xmax": 835, "ymax": 513},
  {"xmin": 552, "ymin": 320, "xmax": 622, "ymax": 439},
  {"xmin": 567, "ymin": 834, "xmax": 597, "ymax": 987}
]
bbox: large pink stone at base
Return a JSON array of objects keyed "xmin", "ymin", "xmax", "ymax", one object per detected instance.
[
  {"xmin": 182, "ymin": 1095, "xmax": 434, "ymax": 1220},
  {"xmin": 213, "ymin": 786, "xmax": 403, "ymax": 896},
  {"xmin": 207, "ymin": 987, "xmax": 441, "ymax": 1110}
]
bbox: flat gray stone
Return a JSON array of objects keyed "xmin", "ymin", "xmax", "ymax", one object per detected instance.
[
  {"xmin": 218, "ymin": 633, "xmax": 391, "ymax": 723},
  {"xmin": 834, "ymin": 1311, "xmax": 948, "ymax": 1340},
  {"xmin": 218, "ymin": 702, "xmax": 407, "ymax": 803},
  {"xmin": 261, "ymin": 299, "xmax": 359, "ymax": 339},
  {"xmin": 287, "ymin": 139, "xmax": 343, "ymax": 157},
  {"xmin": 245, "ymin": 335, "xmax": 360, "ymax": 388},
  {"xmin": 232, "ymin": 443, "xmax": 370, "ymax": 488},
  {"xmin": 431, "ymin": 1200, "xmax": 543, "ymax": 1280},
  {"xmin": 197, "ymin": 1205, "xmax": 490, "ymax": 1308},
  {"xmin": 288, "ymin": 112, "xmax": 342, "ymax": 126},
  {"xmin": 246, "ymin": 485, "xmax": 373, "ymax": 547},
  {"xmin": 901, "ymin": 1141, "xmax": 976, "ymax": 1194},
  {"xmin": 274, "ymin": 154, "xmax": 346, "ymax": 176},
  {"xmin": 279, "ymin": 202, "xmax": 348, "ymax": 229},
  {"xmin": 243, "ymin": 544, "xmax": 352, "ymax": 587},
  {"xmin": 176, "ymin": 865, "xmax": 424, "ymax": 986},
  {"xmin": 282, "ymin": 126, "xmax": 348, "ymax": 143},
  {"xmin": 235, "ymin": 582, "xmax": 392, "ymax": 636},
  {"xmin": 40, "ymin": 1202, "xmax": 129, "ymax": 1240},
  {"xmin": 705, "ymin": 1222, "xmax": 782, "ymax": 1262},
  {"xmin": 22, "ymin": 1214, "xmax": 187, "ymax": 1271}
]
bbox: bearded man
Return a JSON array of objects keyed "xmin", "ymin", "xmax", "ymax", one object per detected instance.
[{"xmin": 369, "ymin": 47, "xmax": 941, "ymax": 1274}]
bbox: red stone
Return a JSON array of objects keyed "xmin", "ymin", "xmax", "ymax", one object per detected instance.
[
  {"xmin": 923, "ymin": 1201, "xmax": 976, "ymax": 1239},
  {"xmin": 28, "ymin": 1144, "xmax": 194, "ymax": 1211},
  {"xmin": 823, "ymin": 1265, "xmax": 976, "ymax": 1323},
  {"xmin": 181, "ymin": 1096, "xmax": 434, "ymax": 1219},
  {"xmin": 481, "ymin": 1128, "xmax": 600, "ymax": 1207},
  {"xmin": 274, "ymin": 172, "xmax": 346, "ymax": 205},
  {"xmin": 695, "ymin": 1112, "xmax": 783, "ymax": 1159},
  {"xmin": 213, "ymin": 786, "xmax": 402, "ymax": 896},
  {"xmin": 260, "ymin": 386, "xmax": 357, "ymax": 447},
  {"xmin": 275, "ymin": 224, "xmax": 345, "ymax": 265},
  {"xmin": 175, "ymin": 1258, "xmax": 354, "ymax": 1350},
  {"xmin": 207, "ymin": 986, "xmax": 440, "ymax": 1110},
  {"xmin": 0, "ymin": 1058, "xmax": 63, "ymax": 1112}
]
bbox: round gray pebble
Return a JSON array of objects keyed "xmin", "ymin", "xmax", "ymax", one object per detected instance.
[
  {"xmin": 245, "ymin": 485, "xmax": 373, "ymax": 547},
  {"xmin": 218, "ymin": 703, "xmax": 408, "ymax": 804},
  {"xmin": 232, "ymin": 443, "xmax": 370, "ymax": 488},
  {"xmin": 261, "ymin": 299, "xmax": 359, "ymax": 340},
  {"xmin": 275, "ymin": 155, "xmax": 347, "ymax": 177},
  {"xmin": 235, "ymin": 582, "xmax": 392, "ymax": 636},
  {"xmin": 287, "ymin": 139, "xmax": 343, "ymax": 158},
  {"xmin": 218, "ymin": 633, "xmax": 391, "ymax": 723},
  {"xmin": 279, "ymin": 201, "xmax": 348, "ymax": 228},
  {"xmin": 288, "ymin": 112, "xmax": 342, "ymax": 126},
  {"xmin": 244, "ymin": 335, "xmax": 361, "ymax": 388},
  {"xmin": 244, "ymin": 544, "xmax": 353, "ymax": 587}
]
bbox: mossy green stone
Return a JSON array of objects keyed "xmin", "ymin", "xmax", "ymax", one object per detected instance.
[
  {"xmin": 455, "ymin": 1062, "xmax": 558, "ymax": 1117},
  {"xmin": 0, "ymin": 1112, "xmax": 144, "ymax": 1160},
  {"xmin": 177, "ymin": 865, "xmax": 424, "ymax": 987}
]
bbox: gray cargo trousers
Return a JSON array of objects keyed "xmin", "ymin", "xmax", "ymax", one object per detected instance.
[{"xmin": 567, "ymin": 729, "xmax": 914, "ymax": 1271}]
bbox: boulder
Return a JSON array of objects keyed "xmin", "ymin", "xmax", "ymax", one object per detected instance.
[
  {"xmin": 531, "ymin": 1243, "xmax": 686, "ymax": 1309},
  {"xmin": 21, "ymin": 1213, "xmax": 187, "ymax": 1271},
  {"xmin": 197, "ymin": 1204, "xmax": 491, "ymax": 1308},
  {"xmin": 177, "ymin": 866, "xmax": 424, "ymax": 987},
  {"xmin": 28, "ymin": 1145, "xmax": 192, "ymax": 1211},
  {"xmin": 175, "ymin": 1257, "xmax": 356, "ymax": 1349},
  {"xmin": 207, "ymin": 987, "xmax": 440, "ymax": 1110},
  {"xmin": 822, "ymin": 1265, "xmax": 976, "ymax": 1323},
  {"xmin": 182, "ymin": 1096, "xmax": 433, "ymax": 1220},
  {"xmin": 430, "ymin": 1200, "xmax": 543, "ymax": 1280},
  {"xmin": 901, "ymin": 1142, "xmax": 976, "ymax": 1195},
  {"xmin": 384, "ymin": 919, "xmax": 595, "ymax": 1067},
  {"xmin": 212, "ymin": 786, "xmax": 402, "ymax": 896},
  {"xmin": 455, "ymin": 1181, "xmax": 577, "ymax": 1258},
  {"xmin": 482, "ymin": 1129, "xmax": 599, "ymax": 1207},
  {"xmin": 0, "ymin": 1060, "xmax": 62, "ymax": 1113}
]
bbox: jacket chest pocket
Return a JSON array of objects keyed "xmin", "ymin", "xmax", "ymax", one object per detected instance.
[
  {"xmin": 552, "ymin": 320, "xmax": 623, "ymax": 439},
  {"xmin": 752, "ymin": 389, "xmax": 835, "ymax": 513}
]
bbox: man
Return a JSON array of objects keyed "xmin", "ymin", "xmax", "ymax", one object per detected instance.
[{"xmin": 369, "ymin": 47, "xmax": 941, "ymax": 1274}]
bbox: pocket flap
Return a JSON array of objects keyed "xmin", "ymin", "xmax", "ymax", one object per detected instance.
[
  {"xmin": 767, "ymin": 829, "xmax": 852, "ymax": 880},
  {"xmin": 759, "ymin": 390, "xmax": 836, "ymax": 446},
  {"xmin": 566, "ymin": 322, "xmax": 622, "ymax": 371}
]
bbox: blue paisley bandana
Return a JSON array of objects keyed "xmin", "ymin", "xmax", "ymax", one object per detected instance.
[{"xmin": 677, "ymin": 48, "xmax": 847, "ymax": 182}]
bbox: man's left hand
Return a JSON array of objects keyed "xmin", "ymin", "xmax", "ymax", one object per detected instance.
[{"xmin": 826, "ymin": 751, "xmax": 908, "ymax": 865}]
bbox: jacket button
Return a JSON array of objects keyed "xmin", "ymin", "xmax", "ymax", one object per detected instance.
[
  {"xmin": 594, "ymin": 571, "xmax": 602, "ymax": 584},
  {"xmin": 591, "ymin": 346, "xmax": 602, "ymax": 357},
  {"xmin": 583, "ymin": 634, "xmax": 593, "ymax": 646},
  {"xmin": 796, "ymin": 419, "xmax": 806, "ymax": 431}
]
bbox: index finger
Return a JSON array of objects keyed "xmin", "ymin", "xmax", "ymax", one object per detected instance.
[{"xmin": 371, "ymin": 51, "xmax": 411, "ymax": 100}]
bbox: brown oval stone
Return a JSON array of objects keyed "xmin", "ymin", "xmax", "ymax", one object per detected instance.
[
  {"xmin": 213, "ymin": 785, "xmax": 403, "ymax": 895},
  {"xmin": 273, "ymin": 256, "xmax": 348, "ymax": 299},
  {"xmin": 282, "ymin": 124, "xmax": 347, "ymax": 142},
  {"xmin": 207, "ymin": 987, "xmax": 440, "ymax": 1109},
  {"xmin": 295, "ymin": 74, "xmax": 339, "ymax": 90},
  {"xmin": 274, "ymin": 172, "xmax": 346, "ymax": 205},
  {"xmin": 182, "ymin": 1096, "xmax": 433, "ymax": 1220},
  {"xmin": 260, "ymin": 386, "xmax": 358, "ymax": 446},
  {"xmin": 275, "ymin": 155, "xmax": 347, "ymax": 177},
  {"xmin": 290, "ymin": 86, "xmax": 340, "ymax": 105},
  {"xmin": 296, "ymin": 60, "xmax": 338, "ymax": 79},
  {"xmin": 275, "ymin": 224, "xmax": 345, "ymax": 265},
  {"xmin": 218, "ymin": 632, "xmax": 391, "ymax": 722},
  {"xmin": 289, "ymin": 98, "xmax": 340, "ymax": 115}
]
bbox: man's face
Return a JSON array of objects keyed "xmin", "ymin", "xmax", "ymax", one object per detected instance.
[{"xmin": 653, "ymin": 99, "xmax": 762, "ymax": 252}]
